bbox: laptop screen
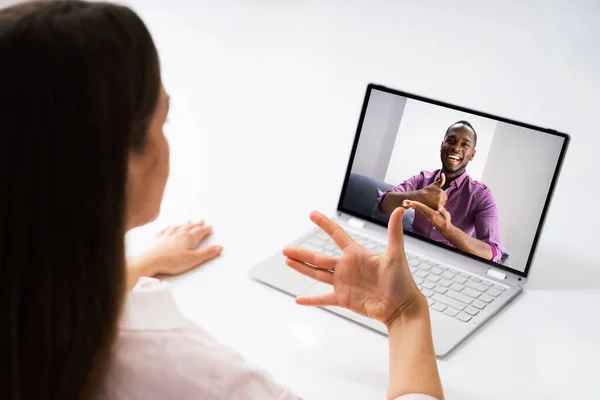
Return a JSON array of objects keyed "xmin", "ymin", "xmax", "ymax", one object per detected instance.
[{"xmin": 338, "ymin": 84, "xmax": 568, "ymax": 277}]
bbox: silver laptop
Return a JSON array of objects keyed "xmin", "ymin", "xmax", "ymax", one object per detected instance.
[{"xmin": 250, "ymin": 84, "xmax": 569, "ymax": 357}]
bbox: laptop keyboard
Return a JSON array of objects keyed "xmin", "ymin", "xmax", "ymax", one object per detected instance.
[{"xmin": 298, "ymin": 228, "xmax": 508, "ymax": 323}]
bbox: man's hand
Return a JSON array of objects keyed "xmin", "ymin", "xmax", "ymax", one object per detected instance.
[
  {"xmin": 403, "ymin": 200, "xmax": 452, "ymax": 234},
  {"xmin": 416, "ymin": 173, "xmax": 447, "ymax": 211},
  {"xmin": 403, "ymin": 200, "xmax": 495, "ymax": 261}
]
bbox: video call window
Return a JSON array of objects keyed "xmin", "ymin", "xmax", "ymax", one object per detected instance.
[{"xmin": 341, "ymin": 88, "xmax": 566, "ymax": 274}]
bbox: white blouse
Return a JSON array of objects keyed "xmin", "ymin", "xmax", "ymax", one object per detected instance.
[{"xmin": 99, "ymin": 277, "xmax": 438, "ymax": 400}]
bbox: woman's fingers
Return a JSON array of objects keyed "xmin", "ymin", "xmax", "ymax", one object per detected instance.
[
  {"xmin": 158, "ymin": 220, "xmax": 206, "ymax": 236},
  {"xmin": 285, "ymin": 258, "xmax": 334, "ymax": 285},
  {"xmin": 282, "ymin": 247, "xmax": 337, "ymax": 271},
  {"xmin": 309, "ymin": 211, "xmax": 354, "ymax": 251},
  {"xmin": 295, "ymin": 292, "xmax": 338, "ymax": 307},
  {"xmin": 189, "ymin": 224, "xmax": 212, "ymax": 245},
  {"xmin": 157, "ymin": 225, "xmax": 170, "ymax": 235},
  {"xmin": 190, "ymin": 245, "xmax": 223, "ymax": 265},
  {"xmin": 174, "ymin": 221, "xmax": 191, "ymax": 233}
]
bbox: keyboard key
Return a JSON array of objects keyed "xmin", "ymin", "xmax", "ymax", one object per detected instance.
[
  {"xmin": 430, "ymin": 267, "xmax": 443, "ymax": 275},
  {"xmin": 415, "ymin": 270, "xmax": 429, "ymax": 278},
  {"xmin": 324, "ymin": 244, "xmax": 337, "ymax": 251},
  {"xmin": 410, "ymin": 266, "xmax": 417, "ymax": 274},
  {"xmin": 470, "ymin": 276, "xmax": 482, "ymax": 282},
  {"xmin": 442, "ymin": 271, "xmax": 455, "ymax": 280},
  {"xmin": 438, "ymin": 264, "xmax": 449, "ymax": 270},
  {"xmin": 432, "ymin": 293, "xmax": 466, "ymax": 311},
  {"xmin": 332, "ymin": 249, "xmax": 342, "ymax": 257},
  {"xmin": 413, "ymin": 277, "xmax": 424, "ymax": 285},
  {"xmin": 307, "ymin": 237, "xmax": 326, "ymax": 247},
  {"xmin": 301, "ymin": 243, "xmax": 323, "ymax": 252},
  {"xmin": 454, "ymin": 276, "xmax": 467, "ymax": 284},
  {"xmin": 443, "ymin": 307, "xmax": 459, "ymax": 317},
  {"xmin": 471, "ymin": 299, "xmax": 487, "ymax": 309},
  {"xmin": 486, "ymin": 288, "xmax": 502, "ymax": 297},
  {"xmin": 446, "ymin": 290, "xmax": 473, "ymax": 305},
  {"xmin": 457, "ymin": 312, "xmax": 472, "ymax": 322},
  {"xmin": 465, "ymin": 280, "xmax": 488, "ymax": 292},
  {"xmin": 364, "ymin": 243, "xmax": 377, "ymax": 251},
  {"xmin": 421, "ymin": 289, "xmax": 434, "ymax": 298},
  {"xmin": 420, "ymin": 263, "xmax": 431, "ymax": 271},
  {"xmin": 427, "ymin": 275, "xmax": 441, "ymax": 283},
  {"xmin": 427, "ymin": 297, "xmax": 434, "ymax": 306},
  {"xmin": 408, "ymin": 258, "xmax": 421, "ymax": 267},
  {"xmin": 479, "ymin": 294, "xmax": 494, "ymax": 303},
  {"xmin": 431, "ymin": 302, "xmax": 446, "ymax": 312},
  {"xmin": 316, "ymin": 231, "xmax": 329, "ymax": 240},
  {"xmin": 323, "ymin": 249, "xmax": 335, "ymax": 257},
  {"xmin": 462, "ymin": 287, "xmax": 482, "ymax": 298},
  {"xmin": 464, "ymin": 306, "xmax": 480, "ymax": 316},
  {"xmin": 450, "ymin": 283, "xmax": 465, "ymax": 291},
  {"xmin": 493, "ymin": 284, "xmax": 507, "ymax": 291},
  {"xmin": 422, "ymin": 281, "xmax": 435, "ymax": 290},
  {"xmin": 448, "ymin": 267, "xmax": 460, "ymax": 274},
  {"xmin": 433, "ymin": 285, "xmax": 448, "ymax": 294},
  {"xmin": 439, "ymin": 278, "xmax": 452, "ymax": 287},
  {"xmin": 459, "ymin": 272, "xmax": 470, "ymax": 279},
  {"xmin": 480, "ymin": 280, "xmax": 493, "ymax": 287}
]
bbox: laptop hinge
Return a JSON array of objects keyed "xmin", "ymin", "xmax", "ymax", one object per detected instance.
[
  {"xmin": 486, "ymin": 268, "xmax": 507, "ymax": 280},
  {"xmin": 348, "ymin": 217, "xmax": 366, "ymax": 229}
]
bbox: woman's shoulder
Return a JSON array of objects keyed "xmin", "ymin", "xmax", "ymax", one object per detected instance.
[{"xmin": 99, "ymin": 278, "xmax": 296, "ymax": 399}]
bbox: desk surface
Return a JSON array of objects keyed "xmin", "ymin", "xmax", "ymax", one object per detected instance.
[{"xmin": 123, "ymin": 1, "xmax": 600, "ymax": 399}]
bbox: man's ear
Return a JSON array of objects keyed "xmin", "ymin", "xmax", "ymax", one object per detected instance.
[
  {"xmin": 471, "ymin": 149, "xmax": 477, "ymax": 160},
  {"xmin": 440, "ymin": 141, "xmax": 444, "ymax": 151}
]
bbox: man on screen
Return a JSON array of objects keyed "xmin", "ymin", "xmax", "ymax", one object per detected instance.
[{"xmin": 378, "ymin": 120, "xmax": 502, "ymax": 262}]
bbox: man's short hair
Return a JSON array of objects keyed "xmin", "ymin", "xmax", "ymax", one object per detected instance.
[{"xmin": 446, "ymin": 120, "xmax": 477, "ymax": 147}]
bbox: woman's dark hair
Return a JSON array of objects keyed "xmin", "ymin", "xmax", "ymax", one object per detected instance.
[{"xmin": 0, "ymin": 1, "xmax": 160, "ymax": 399}]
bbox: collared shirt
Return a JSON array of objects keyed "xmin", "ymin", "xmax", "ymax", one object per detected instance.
[
  {"xmin": 377, "ymin": 169, "xmax": 502, "ymax": 262},
  {"xmin": 99, "ymin": 277, "xmax": 438, "ymax": 400}
]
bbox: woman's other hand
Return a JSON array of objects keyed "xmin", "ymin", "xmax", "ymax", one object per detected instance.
[{"xmin": 126, "ymin": 221, "xmax": 223, "ymax": 290}]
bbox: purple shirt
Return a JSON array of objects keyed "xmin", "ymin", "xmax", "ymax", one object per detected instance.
[{"xmin": 377, "ymin": 169, "xmax": 502, "ymax": 262}]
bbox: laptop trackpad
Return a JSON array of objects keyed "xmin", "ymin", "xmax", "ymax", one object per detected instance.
[
  {"xmin": 250, "ymin": 251, "xmax": 316, "ymax": 296},
  {"xmin": 301, "ymin": 282, "xmax": 387, "ymax": 334}
]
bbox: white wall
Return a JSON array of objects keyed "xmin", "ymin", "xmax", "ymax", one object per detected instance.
[
  {"xmin": 482, "ymin": 123, "xmax": 565, "ymax": 272},
  {"xmin": 385, "ymin": 99, "xmax": 497, "ymax": 185},
  {"xmin": 350, "ymin": 89, "xmax": 406, "ymax": 181}
]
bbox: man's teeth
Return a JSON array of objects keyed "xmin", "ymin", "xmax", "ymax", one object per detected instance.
[{"xmin": 448, "ymin": 155, "xmax": 461, "ymax": 161}]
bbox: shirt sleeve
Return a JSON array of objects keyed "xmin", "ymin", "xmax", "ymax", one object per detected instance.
[
  {"xmin": 473, "ymin": 187, "xmax": 503, "ymax": 263},
  {"xmin": 377, "ymin": 173, "xmax": 424, "ymax": 213},
  {"xmin": 393, "ymin": 395, "xmax": 439, "ymax": 400},
  {"xmin": 103, "ymin": 278, "xmax": 300, "ymax": 400}
]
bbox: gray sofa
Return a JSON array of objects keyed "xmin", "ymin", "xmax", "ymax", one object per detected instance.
[{"xmin": 341, "ymin": 173, "xmax": 509, "ymax": 265}]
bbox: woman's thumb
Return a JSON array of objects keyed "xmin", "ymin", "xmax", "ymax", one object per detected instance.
[{"xmin": 387, "ymin": 208, "xmax": 407, "ymax": 258}]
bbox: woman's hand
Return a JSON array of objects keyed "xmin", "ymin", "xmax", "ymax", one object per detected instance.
[
  {"xmin": 126, "ymin": 221, "xmax": 223, "ymax": 290},
  {"xmin": 282, "ymin": 208, "xmax": 426, "ymax": 327}
]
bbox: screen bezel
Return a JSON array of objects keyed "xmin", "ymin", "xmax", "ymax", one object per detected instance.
[{"xmin": 336, "ymin": 83, "xmax": 570, "ymax": 278}]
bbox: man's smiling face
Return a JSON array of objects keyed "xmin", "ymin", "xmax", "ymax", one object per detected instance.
[{"xmin": 440, "ymin": 123, "xmax": 477, "ymax": 176}]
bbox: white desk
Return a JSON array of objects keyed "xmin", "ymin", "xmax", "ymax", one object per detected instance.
[{"xmin": 124, "ymin": 1, "xmax": 600, "ymax": 398}]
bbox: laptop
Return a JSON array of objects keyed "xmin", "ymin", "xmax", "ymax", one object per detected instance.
[{"xmin": 250, "ymin": 84, "xmax": 569, "ymax": 357}]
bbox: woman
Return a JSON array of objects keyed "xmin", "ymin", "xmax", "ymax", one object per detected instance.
[{"xmin": 0, "ymin": 1, "xmax": 443, "ymax": 399}]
